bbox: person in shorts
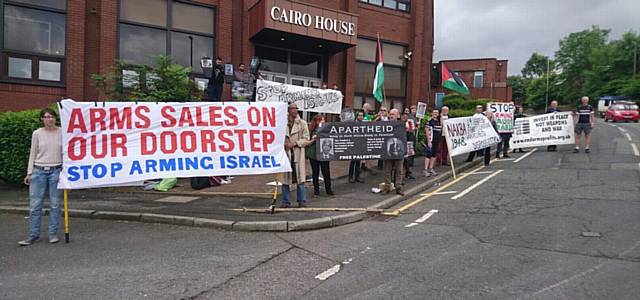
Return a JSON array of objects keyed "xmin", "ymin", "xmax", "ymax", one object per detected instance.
[
  {"xmin": 574, "ymin": 96, "xmax": 595, "ymax": 153},
  {"xmin": 424, "ymin": 109, "xmax": 441, "ymax": 177}
]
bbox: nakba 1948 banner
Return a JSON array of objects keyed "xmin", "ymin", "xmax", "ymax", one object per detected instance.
[
  {"xmin": 315, "ymin": 121, "xmax": 407, "ymax": 161},
  {"xmin": 255, "ymin": 79, "xmax": 343, "ymax": 114},
  {"xmin": 57, "ymin": 99, "xmax": 291, "ymax": 189},
  {"xmin": 509, "ymin": 111, "xmax": 575, "ymax": 149},
  {"xmin": 487, "ymin": 102, "xmax": 515, "ymax": 133},
  {"xmin": 444, "ymin": 115, "xmax": 501, "ymax": 157}
]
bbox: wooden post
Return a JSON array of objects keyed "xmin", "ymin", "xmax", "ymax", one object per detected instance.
[
  {"xmin": 443, "ymin": 120, "xmax": 457, "ymax": 179},
  {"xmin": 63, "ymin": 190, "xmax": 70, "ymax": 243}
]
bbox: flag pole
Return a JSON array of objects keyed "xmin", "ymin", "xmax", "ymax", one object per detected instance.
[
  {"xmin": 377, "ymin": 32, "xmax": 387, "ymax": 105},
  {"xmin": 63, "ymin": 189, "xmax": 70, "ymax": 243}
]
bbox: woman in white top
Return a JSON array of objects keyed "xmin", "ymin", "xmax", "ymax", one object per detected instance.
[{"xmin": 19, "ymin": 108, "xmax": 63, "ymax": 246}]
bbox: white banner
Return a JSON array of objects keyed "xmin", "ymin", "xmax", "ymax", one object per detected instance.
[
  {"xmin": 57, "ymin": 100, "xmax": 291, "ymax": 189},
  {"xmin": 510, "ymin": 112, "xmax": 575, "ymax": 149},
  {"xmin": 487, "ymin": 102, "xmax": 515, "ymax": 133},
  {"xmin": 255, "ymin": 79, "xmax": 343, "ymax": 114},
  {"xmin": 444, "ymin": 115, "xmax": 501, "ymax": 157}
]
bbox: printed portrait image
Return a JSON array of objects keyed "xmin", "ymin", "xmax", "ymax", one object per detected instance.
[
  {"xmin": 385, "ymin": 137, "xmax": 406, "ymax": 157},
  {"xmin": 319, "ymin": 138, "xmax": 334, "ymax": 160}
]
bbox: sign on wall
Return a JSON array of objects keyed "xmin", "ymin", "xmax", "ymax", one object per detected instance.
[
  {"xmin": 510, "ymin": 112, "xmax": 575, "ymax": 149},
  {"xmin": 487, "ymin": 102, "xmax": 516, "ymax": 133},
  {"xmin": 315, "ymin": 121, "xmax": 407, "ymax": 161},
  {"xmin": 255, "ymin": 79, "xmax": 343, "ymax": 114},
  {"xmin": 57, "ymin": 100, "xmax": 291, "ymax": 189},
  {"xmin": 443, "ymin": 115, "xmax": 501, "ymax": 156}
]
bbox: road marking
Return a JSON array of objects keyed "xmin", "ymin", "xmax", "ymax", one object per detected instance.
[
  {"xmin": 405, "ymin": 222, "xmax": 419, "ymax": 228},
  {"xmin": 618, "ymin": 127, "xmax": 627, "ymax": 133},
  {"xmin": 514, "ymin": 148, "xmax": 538, "ymax": 163},
  {"xmin": 415, "ymin": 209, "xmax": 439, "ymax": 223},
  {"xmin": 383, "ymin": 164, "xmax": 486, "ymax": 216},
  {"xmin": 420, "ymin": 191, "xmax": 458, "ymax": 196},
  {"xmin": 493, "ymin": 158, "xmax": 516, "ymax": 161},
  {"xmin": 624, "ymin": 133, "xmax": 632, "ymax": 141},
  {"xmin": 315, "ymin": 264, "xmax": 341, "ymax": 280},
  {"xmin": 451, "ymin": 170, "xmax": 504, "ymax": 200},
  {"xmin": 632, "ymin": 143, "xmax": 639, "ymax": 156},
  {"xmin": 469, "ymin": 171, "xmax": 494, "ymax": 175}
]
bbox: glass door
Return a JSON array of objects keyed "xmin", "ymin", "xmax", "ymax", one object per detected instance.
[{"xmin": 289, "ymin": 78, "xmax": 309, "ymax": 120}]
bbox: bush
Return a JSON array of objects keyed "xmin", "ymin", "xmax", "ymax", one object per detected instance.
[
  {"xmin": 448, "ymin": 109, "xmax": 475, "ymax": 118},
  {"xmin": 0, "ymin": 109, "xmax": 44, "ymax": 185}
]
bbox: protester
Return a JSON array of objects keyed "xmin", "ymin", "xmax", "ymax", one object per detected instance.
[
  {"xmin": 375, "ymin": 107, "xmax": 390, "ymax": 170},
  {"xmin": 306, "ymin": 115, "xmax": 334, "ymax": 196},
  {"xmin": 513, "ymin": 106, "xmax": 526, "ymax": 153},
  {"xmin": 208, "ymin": 57, "xmax": 225, "ymax": 101},
  {"xmin": 382, "ymin": 109, "xmax": 405, "ymax": 195},
  {"xmin": 402, "ymin": 112, "xmax": 416, "ymax": 180},
  {"xmin": 19, "ymin": 108, "xmax": 63, "ymax": 246},
  {"xmin": 349, "ymin": 112, "xmax": 365, "ymax": 183},
  {"xmin": 321, "ymin": 82, "xmax": 328, "ymax": 89},
  {"xmin": 495, "ymin": 112, "xmax": 513, "ymax": 159},
  {"xmin": 362, "ymin": 103, "xmax": 375, "ymax": 121},
  {"xmin": 424, "ymin": 109, "xmax": 441, "ymax": 177},
  {"xmin": 546, "ymin": 100, "xmax": 560, "ymax": 152},
  {"xmin": 438, "ymin": 106, "xmax": 450, "ymax": 166},
  {"xmin": 281, "ymin": 103, "xmax": 313, "ymax": 208},
  {"xmin": 574, "ymin": 96, "xmax": 595, "ymax": 153},
  {"xmin": 234, "ymin": 63, "xmax": 254, "ymax": 83},
  {"xmin": 465, "ymin": 105, "xmax": 492, "ymax": 166},
  {"xmin": 332, "ymin": 83, "xmax": 339, "ymax": 90}
]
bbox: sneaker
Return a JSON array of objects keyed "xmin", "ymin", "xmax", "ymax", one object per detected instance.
[
  {"xmin": 18, "ymin": 237, "xmax": 38, "ymax": 246},
  {"xmin": 278, "ymin": 203, "xmax": 291, "ymax": 208},
  {"xmin": 429, "ymin": 170, "xmax": 438, "ymax": 176},
  {"xmin": 573, "ymin": 148, "xmax": 580, "ymax": 153},
  {"xmin": 424, "ymin": 170, "xmax": 431, "ymax": 177},
  {"xmin": 355, "ymin": 178, "xmax": 364, "ymax": 183},
  {"xmin": 585, "ymin": 148, "xmax": 591, "ymax": 153},
  {"xmin": 503, "ymin": 155, "xmax": 511, "ymax": 158},
  {"xmin": 297, "ymin": 202, "xmax": 307, "ymax": 208},
  {"xmin": 49, "ymin": 236, "xmax": 59, "ymax": 244},
  {"xmin": 326, "ymin": 191, "xmax": 335, "ymax": 196},
  {"xmin": 395, "ymin": 187, "xmax": 405, "ymax": 196},
  {"xmin": 406, "ymin": 175, "xmax": 416, "ymax": 180}
]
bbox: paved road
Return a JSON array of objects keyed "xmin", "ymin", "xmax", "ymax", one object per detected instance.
[{"xmin": 1, "ymin": 120, "xmax": 639, "ymax": 299}]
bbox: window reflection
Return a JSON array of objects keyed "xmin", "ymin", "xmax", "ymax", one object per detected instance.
[
  {"xmin": 119, "ymin": 23, "xmax": 166, "ymax": 66},
  {"xmin": 38, "ymin": 60, "xmax": 61, "ymax": 81},
  {"xmin": 171, "ymin": 32, "xmax": 214, "ymax": 73},
  {"xmin": 291, "ymin": 52, "xmax": 321, "ymax": 78},
  {"xmin": 3, "ymin": 5, "xmax": 66, "ymax": 56},
  {"xmin": 8, "ymin": 57, "xmax": 32, "ymax": 79}
]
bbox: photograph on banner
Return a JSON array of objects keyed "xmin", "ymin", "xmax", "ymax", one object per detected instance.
[
  {"xmin": 231, "ymin": 81, "xmax": 254, "ymax": 101},
  {"xmin": 315, "ymin": 121, "xmax": 407, "ymax": 161},
  {"xmin": 416, "ymin": 102, "xmax": 427, "ymax": 119},
  {"xmin": 255, "ymin": 79, "xmax": 343, "ymax": 114},
  {"xmin": 487, "ymin": 102, "xmax": 515, "ymax": 133},
  {"xmin": 57, "ymin": 100, "xmax": 291, "ymax": 189},
  {"xmin": 510, "ymin": 111, "xmax": 575, "ymax": 149},
  {"xmin": 444, "ymin": 115, "xmax": 501, "ymax": 157}
]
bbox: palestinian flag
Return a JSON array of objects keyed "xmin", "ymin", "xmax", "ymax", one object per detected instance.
[
  {"xmin": 442, "ymin": 63, "xmax": 469, "ymax": 95},
  {"xmin": 372, "ymin": 36, "xmax": 384, "ymax": 102}
]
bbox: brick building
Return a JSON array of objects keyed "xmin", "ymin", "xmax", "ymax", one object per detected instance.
[
  {"xmin": 432, "ymin": 58, "xmax": 512, "ymax": 104},
  {"xmin": 0, "ymin": 0, "xmax": 434, "ymax": 113}
]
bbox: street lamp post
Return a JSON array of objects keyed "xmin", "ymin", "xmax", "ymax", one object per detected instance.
[{"xmin": 545, "ymin": 58, "xmax": 550, "ymax": 112}]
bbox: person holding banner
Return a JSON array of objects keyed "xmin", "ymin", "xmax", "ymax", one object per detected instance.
[
  {"xmin": 402, "ymin": 112, "xmax": 416, "ymax": 180},
  {"xmin": 307, "ymin": 115, "xmax": 334, "ymax": 196},
  {"xmin": 438, "ymin": 106, "xmax": 450, "ymax": 166},
  {"xmin": 424, "ymin": 109, "xmax": 441, "ymax": 177},
  {"xmin": 382, "ymin": 109, "xmax": 405, "ymax": 196},
  {"xmin": 19, "ymin": 108, "xmax": 63, "ymax": 246},
  {"xmin": 546, "ymin": 100, "xmax": 561, "ymax": 152},
  {"xmin": 348, "ymin": 112, "xmax": 365, "ymax": 183},
  {"xmin": 281, "ymin": 103, "xmax": 313, "ymax": 208},
  {"xmin": 465, "ymin": 106, "xmax": 493, "ymax": 166},
  {"xmin": 513, "ymin": 106, "xmax": 527, "ymax": 153}
]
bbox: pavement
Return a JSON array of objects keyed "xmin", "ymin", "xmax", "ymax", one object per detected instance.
[{"xmin": 0, "ymin": 155, "xmax": 482, "ymax": 232}]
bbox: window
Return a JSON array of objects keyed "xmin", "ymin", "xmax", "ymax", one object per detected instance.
[
  {"xmin": 254, "ymin": 45, "xmax": 322, "ymax": 79},
  {"xmin": 2, "ymin": 0, "xmax": 66, "ymax": 84},
  {"xmin": 474, "ymin": 71, "xmax": 483, "ymax": 88},
  {"xmin": 119, "ymin": 0, "xmax": 215, "ymax": 74},
  {"xmin": 355, "ymin": 38, "xmax": 408, "ymax": 99},
  {"xmin": 360, "ymin": 0, "xmax": 410, "ymax": 12}
]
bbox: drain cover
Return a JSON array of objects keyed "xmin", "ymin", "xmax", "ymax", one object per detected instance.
[{"xmin": 581, "ymin": 231, "xmax": 602, "ymax": 237}]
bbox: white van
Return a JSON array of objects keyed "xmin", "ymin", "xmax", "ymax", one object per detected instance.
[{"xmin": 597, "ymin": 96, "xmax": 629, "ymax": 117}]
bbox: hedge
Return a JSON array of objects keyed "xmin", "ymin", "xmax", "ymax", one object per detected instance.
[{"xmin": 0, "ymin": 109, "xmax": 48, "ymax": 185}]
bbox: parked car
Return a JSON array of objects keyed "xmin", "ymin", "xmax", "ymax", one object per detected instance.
[
  {"xmin": 597, "ymin": 96, "xmax": 631, "ymax": 117},
  {"xmin": 604, "ymin": 102, "xmax": 639, "ymax": 123}
]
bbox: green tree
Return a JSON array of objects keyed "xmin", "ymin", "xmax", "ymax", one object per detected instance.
[
  {"xmin": 507, "ymin": 75, "xmax": 529, "ymax": 104},
  {"xmin": 521, "ymin": 53, "xmax": 552, "ymax": 79},
  {"xmin": 92, "ymin": 55, "xmax": 202, "ymax": 102}
]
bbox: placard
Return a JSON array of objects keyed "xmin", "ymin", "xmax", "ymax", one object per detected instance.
[
  {"xmin": 444, "ymin": 115, "xmax": 501, "ymax": 156},
  {"xmin": 315, "ymin": 121, "xmax": 407, "ymax": 161},
  {"xmin": 510, "ymin": 112, "xmax": 575, "ymax": 149},
  {"xmin": 255, "ymin": 79, "xmax": 343, "ymax": 114},
  {"xmin": 416, "ymin": 102, "xmax": 427, "ymax": 119},
  {"xmin": 57, "ymin": 100, "xmax": 291, "ymax": 189},
  {"xmin": 487, "ymin": 102, "xmax": 515, "ymax": 133}
]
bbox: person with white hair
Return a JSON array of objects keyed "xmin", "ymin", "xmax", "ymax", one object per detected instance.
[{"xmin": 573, "ymin": 96, "xmax": 595, "ymax": 153}]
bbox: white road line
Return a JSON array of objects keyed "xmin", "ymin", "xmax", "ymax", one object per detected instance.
[
  {"xmin": 618, "ymin": 127, "xmax": 627, "ymax": 133},
  {"xmin": 405, "ymin": 222, "xmax": 419, "ymax": 228},
  {"xmin": 514, "ymin": 148, "xmax": 538, "ymax": 163},
  {"xmin": 624, "ymin": 133, "xmax": 632, "ymax": 142},
  {"xmin": 493, "ymin": 158, "xmax": 516, "ymax": 161},
  {"xmin": 632, "ymin": 143, "xmax": 639, "ymax": 156},
  {"xmin": 470, "ymin": 171, "xmax": 495, "ymax": 175},
  {"xmin": 315, "ymin": 264, "xmax": 341, "ymax": 280},
  {"xmin": 421, "ymin": 191, "xmax": 458, "ymax": 196},
  {"xmin": 415, "ymin": 209, "xmax": 439, "ymax": 223},
  {"xmin": 451, "ymin": 170, "xmax": 504, "ymax": 200}
]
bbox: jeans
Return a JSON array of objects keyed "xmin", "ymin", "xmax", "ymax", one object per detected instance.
[
  {"xmin": 466, "ymin": 148, "xmax": 491, "ymax": 165},
  {"xmin": 282, "ymin": 184, "xmax": 305, "ymax": 204},
  {"xmin": 496, "ymin": 133, "xmax": 511, "ymax": 157},
  {"xmin": 309, "ymin": 159, "xmax": 332, "ymax": 194},
  {"xmin": 348, "ymin": 160, "xmax": 361, "ymax": 179},
  {"xmin": 208, "ymin": 84, "xmax": 223, "ymax": 101},
  {"xmin": 28, "ymin": 167, "xmax": 62, "ymax": 240}
]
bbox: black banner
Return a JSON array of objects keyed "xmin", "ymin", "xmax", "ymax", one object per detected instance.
[{"xmin": 315, "ymin": 121, "xmax": 407, "ymax": 161}]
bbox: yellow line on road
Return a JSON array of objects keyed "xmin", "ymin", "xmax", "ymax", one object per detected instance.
[{"xmin": 382, "ymin": 164, "xmax": 486, "ymax": 216}]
